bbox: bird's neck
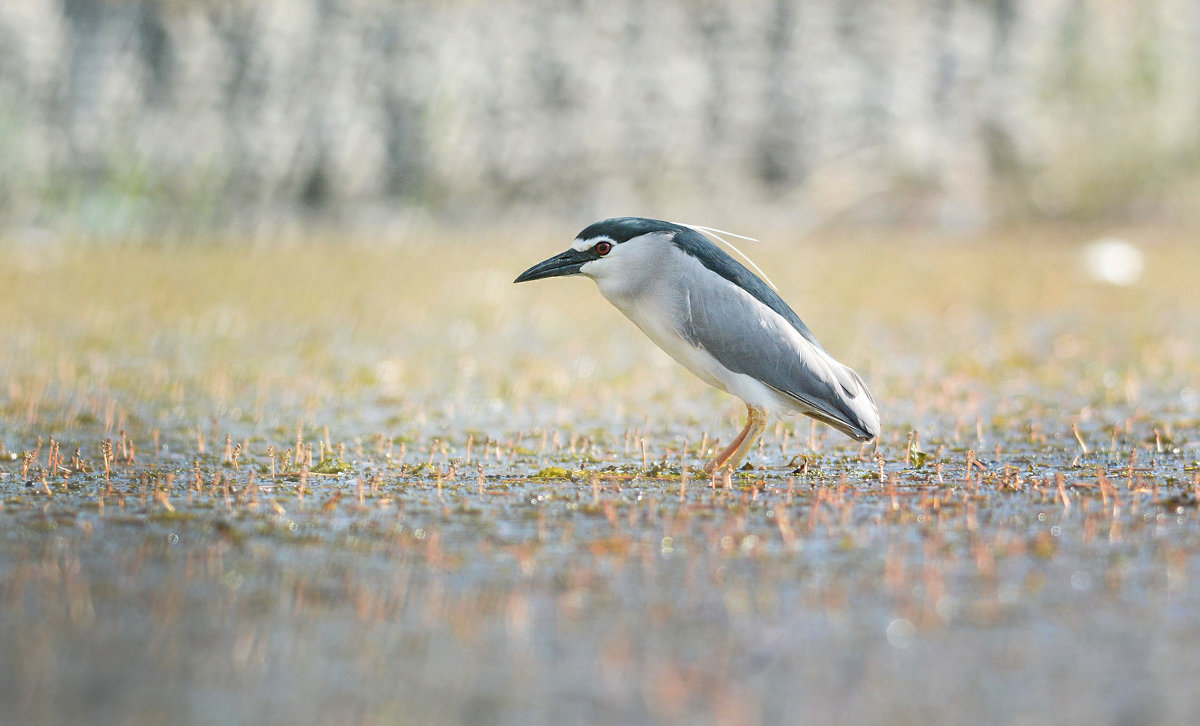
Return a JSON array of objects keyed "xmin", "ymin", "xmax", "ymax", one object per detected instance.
[{"xmin": 594, "ymin": 275, "xmax": 681, "ymax": 349}]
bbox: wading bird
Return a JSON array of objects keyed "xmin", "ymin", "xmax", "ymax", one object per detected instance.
[{"xmin": 515, "ymin": 217, "xmax": 879, "ymax": 472}]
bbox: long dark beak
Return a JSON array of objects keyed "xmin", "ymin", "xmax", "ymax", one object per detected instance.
[{"xmin": 514, "ymin": 248, "xmax": 593, "ymax": 283}]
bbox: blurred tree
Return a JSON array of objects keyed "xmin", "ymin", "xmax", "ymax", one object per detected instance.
[{"xmin": 0, "ymin": 0, "xmax": 1195, "ymax": 237}]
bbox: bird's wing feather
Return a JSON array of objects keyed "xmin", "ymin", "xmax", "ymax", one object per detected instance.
[
  {"xmin": 669, "ymin": 226, "xmax": 828, "ymax": 353},
  {"xmin": 677, "ymin": 281, "xmax": 878, "ymax": 440}
]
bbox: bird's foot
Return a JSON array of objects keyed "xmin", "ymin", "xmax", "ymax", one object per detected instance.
[{"xmin": 704, "ymin": 404, "xmax": 769, "ymax": 474}]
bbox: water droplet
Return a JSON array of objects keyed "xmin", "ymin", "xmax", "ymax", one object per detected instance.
[
  {"xmin": 886, "ymin": 618, "xmax": 916, "ymax": 649},
  {"xmin": 1083, "ymin": 238, "xmax": 1144, "ymax": 286}
]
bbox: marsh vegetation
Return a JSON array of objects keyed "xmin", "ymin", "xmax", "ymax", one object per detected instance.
[{"xmin": 1, "ymin": 229, "xmax": 1198, "ymax": 725}]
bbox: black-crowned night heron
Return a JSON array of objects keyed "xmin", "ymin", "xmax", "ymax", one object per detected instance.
[{"xmin": 515, "ymin": 217, "xmax": 880, "ymax": 472}]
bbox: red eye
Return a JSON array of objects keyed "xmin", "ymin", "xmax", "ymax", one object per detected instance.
[{"xmin": 595, "ymin": 241, "xmax": 612, "ymax": 256}]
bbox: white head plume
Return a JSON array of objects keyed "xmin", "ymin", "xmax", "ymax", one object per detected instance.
[{"xmin": 681, "ymin": 224, "xmax": 778, "ymax": 292}]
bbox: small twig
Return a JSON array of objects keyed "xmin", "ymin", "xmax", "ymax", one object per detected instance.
[
  {"xmin": 1072, "ymin": 422, "xmax": 1089, "ymax": 456},
  {"xmin": 1056, "ymin": 473, "xmax": 1071, "ymax": 510}
]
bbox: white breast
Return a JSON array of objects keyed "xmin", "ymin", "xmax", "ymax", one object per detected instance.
[{"xmin": 586, "ymin": 241, "xmax": 792, "ymax": 411}]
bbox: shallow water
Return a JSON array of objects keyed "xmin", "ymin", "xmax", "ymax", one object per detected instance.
[{"xmin": 1, "ymin": 231, "xmax": 1199, "ymax": 725}]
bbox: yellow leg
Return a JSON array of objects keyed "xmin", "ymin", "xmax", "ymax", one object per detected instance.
[{"xmin": 705, "ymin": 404, "xmax": 769, "ymax": 474}]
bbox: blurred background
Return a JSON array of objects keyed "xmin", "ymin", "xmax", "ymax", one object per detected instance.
[
  {"xmin": 1, "ymin": 0, "xmax": 1198, "ymax": 241},
  {"xmin": 4, "ymin": 7, "xmax": 1200, "ymax": 724}
]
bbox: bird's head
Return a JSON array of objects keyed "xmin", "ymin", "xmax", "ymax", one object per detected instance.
[{"xmin": 514, "ymin": 217, "xmax": 681, "ymax": 297}]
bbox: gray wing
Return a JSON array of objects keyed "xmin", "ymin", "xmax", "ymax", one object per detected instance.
[{"xmin": 677, "ymin": 282, "xmax": 879, "ymax": 440}]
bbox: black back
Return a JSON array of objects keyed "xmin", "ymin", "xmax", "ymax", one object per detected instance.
[{"xmin": 576, "ymin": 217, "xmax": 826, "ymax": 351}]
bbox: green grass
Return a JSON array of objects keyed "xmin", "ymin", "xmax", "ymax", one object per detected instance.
[{"xmin": 1, "ymin": 227, "xmax": 1199, "ymax": 725}]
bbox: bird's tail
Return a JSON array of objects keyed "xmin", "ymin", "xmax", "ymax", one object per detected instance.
[{"xmin": 830, "ymin": 365, "xmax": 880, "ymax": 442}]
